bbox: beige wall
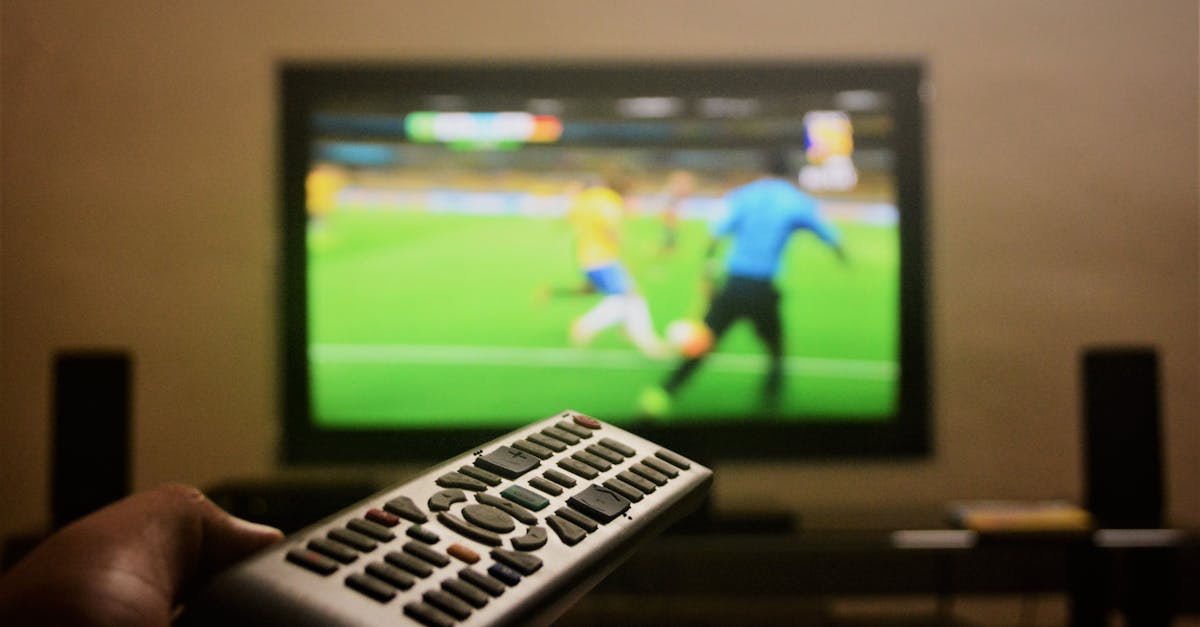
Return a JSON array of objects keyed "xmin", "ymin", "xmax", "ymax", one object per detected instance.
[{"xmin": 2, "ymin": 1, "xmax": 1197, "ymax": 539}]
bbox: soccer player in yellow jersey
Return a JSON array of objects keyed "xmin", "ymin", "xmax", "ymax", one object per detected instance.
[
  {"xmin": 305, "ymin": 162, "xmax": 347, "ymax": 233},
  {"xmin": 566, "ymin": 176, "xmax": 669, "ymax": 359},
  {"xmin": 306, "ymin": 163, "xmax": 345, "ymax": 216}
]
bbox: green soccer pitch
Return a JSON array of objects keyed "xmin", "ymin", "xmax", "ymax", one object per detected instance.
[{"xmin": 307, "ymin": 208, "xmax": 898, "ymax": 428}]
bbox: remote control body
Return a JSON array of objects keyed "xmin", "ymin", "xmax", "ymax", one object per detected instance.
[{"xmin": 179, "ymin": 411, "xmax": 712, "ymax": 627}]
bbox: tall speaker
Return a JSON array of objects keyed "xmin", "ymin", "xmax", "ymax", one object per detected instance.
[
  {"xmin": 51, "ymin": 350, "xmax": 132, "ymax": 529},
  {"xmin": 1081, "ymin": 347, "xmax": 1163, "ymax": 529}
]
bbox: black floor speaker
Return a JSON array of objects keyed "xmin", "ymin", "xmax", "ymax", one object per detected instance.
[
  {"xmin": 52, "ymin": 350, "xmax": 132, "ymax": 529},
  {"xmin": 1081, "ymin": 346, "xmax": 1163, "ymax": 529}
]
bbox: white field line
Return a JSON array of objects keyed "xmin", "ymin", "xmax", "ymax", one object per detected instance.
[{"xmin": 311, "ymin": 344, "xmax": 895, "ymax": 381}]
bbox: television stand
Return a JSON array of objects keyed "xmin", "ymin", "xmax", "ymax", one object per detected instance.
[{"xmin": 668, "ymin": 498, "xmax": 799, "ymax": 535}]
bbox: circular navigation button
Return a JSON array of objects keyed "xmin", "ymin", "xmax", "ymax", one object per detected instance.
[{"xmin": 462, "ymin": 504, "xmax": 516, "ymax": 534}]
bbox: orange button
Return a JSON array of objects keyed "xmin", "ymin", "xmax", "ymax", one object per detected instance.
[{"xmin": 447, "ymin": 543, "xmax": 480, "ymax": 564}]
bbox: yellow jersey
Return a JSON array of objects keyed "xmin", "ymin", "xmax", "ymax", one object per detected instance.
[
  {"xmin": 567, "ymin": 187, "xmax": 624, "ymax": 269},
  {"xmin": 306, "ymin": 165, "xmax": 346, "ymax": 218}
]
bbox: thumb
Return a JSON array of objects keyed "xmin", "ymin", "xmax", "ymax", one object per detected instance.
[
  {"xmin": 103, "ymin": 484, "xmax": 283, "ymax": 602},
  {"xmin": 185, "ymin": 487, "xmax": 284, "ymax": 587},
  {"xmin": 100, "ymin": 483, "xmax": 282, "ymax": 602}
]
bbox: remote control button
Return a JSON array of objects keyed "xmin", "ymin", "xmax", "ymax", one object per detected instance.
[
  {"xmin": 366, "ymin": 561, "xmax": 416, "ymax": 590},
  {"xmin": 462, "ymin": 504, "xmax": 516, "ymax": 533},
  {"xmin": 442, "ymin": 577, "xmax": 490, "ymax": 608},
  {"xmin": 403, "ymin": 541, "xmax": 450, "ymax": 567},
  {"xmin": 546, "ymin": 515, "xmax": 587, "ymax": 546},
  {"xmin": 512, "ymin": 439, "xmax": 554, "ymax": 459},
  {"xmin": 511, "ymin": 526, "xmax": 548, "ymax": 551},
  {"xmin": 555, "ymin": 507, "xmax": 599, "ymax": 532},
  {"xmin": 458, "ymin": 465, "xmax": 502, "ymax": 486},
  {"xmin": 501, "ymin": 485, "xmax": 549, "ymax": 511},
  {"xmin": 436, "ymin": 471, "xmax": 488, "ymax": 491},
  {"xmin": 655, "ymin": 449, "xmax": 692, "ymax": 470},
  {"xmin": 541, "ymin": 426, "xmax": 580, "ymax": 445},
  {"xmin": 475, "ymin": 493, "xmax": 539, "ymax": 525},
  {"xmin": 404, "ymin": 601, "xmax": 455, "ymax": 627},
  {"xmin": 529, "ymin": 476, "xmax": 563, "ymax": 496},
  {"xmin": 543, "ymin": 469, "xmax": 577, "ymax": 488},
  {"xmin": 640, "ymin": 455, "xmax": 679, "ymax": 478},
  {"xmin": 527, "ymin": 432, "xmax": 566, "ymax": 452},
  {"xmin": 384, "ymin": 496, "xmax": 428, "ymax": 523},
  {"xmin": 460, "ymin": 567, "xmax": 506, "ymax": 596},
  {"xmin": 446, "ymin": 543, "xmax": 480, "ymax": 564},
  {"xmin": 428, "ymin": 489, "xmax": 466, "ymax": 512},
  {"xmin": 571, "ymin": 450, "xmax": 612, "ymax": 472},
  {"xmin": 437, "ymin": 512, "xmax": 503, "ymax": 547},
  {"xmin": 585, "ymin": 444, "xmax": 624, "ymax": 464},
  {"xmin": 364, "ymin": 508, "xmax": 401, "ymax": 528},
  {"xmin": 568, "ymin": 485, "xmax": 632, "ymax": 524},
  {"xmin": 630, "ymin": 462, "xmax": 669, "ymax": 486},
  {"xmin": 475, "ymin": 445, "xmax": 541, "ymax": 479},
  {"xmin": 571, "ymin": 412, "xmax": 602, "ymax": 429},
  {"xmin": 328, "ymin": 527, "xmax": 377, "ymax": 553},
  {"xmin": 307, "ymin": 538, "xmax": 358, "ymax": 564},
  {"xmin": 490, "ymin": 548, "xmax": 543, "ymax": 575},
  {"xmin": 424, "ymin": 589, "xmax": 473, "ymax": 619},
  {"xmin": 602, "ymin": 478, "xmax": 645, "ymax": 502},
  {"xmin": 286, "ymin": 548, "xmax": 339, "ymax": 575},
  {"xmin": 345, "ymin": 573, "xmax": 396, "ymax": 603},
  {"xmin": 487, "ymin": 563, "xmax": 521, "ymax": 586},
  {"xmin": 617, "ymin": 470, "xmax": 657, "ymax": 495},
  {"xmin": 385, "ymin": 551, "xmax": 433, "ymax": 577},
  {"xmin": 557, "ymin": 457, "xmax": 599, "ymax": 480},
  {"xmin": 407, "ymin": 524, "xmax": 440, "ymax": 544},
  {"xmin": 556, "ymin": 420, "xmax": 594, "ymax": 439},
  {"xmin": 598, "ymin": 437, "xmax": 637, "ymax": 457},
  {"xmin": 347, "ymin": 518, "xmax": 396, "ymax": 542}
]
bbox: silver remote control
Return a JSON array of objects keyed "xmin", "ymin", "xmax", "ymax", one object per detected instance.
[{"xmin": 179, "ymin": 410, "xmax": 712, "ymax": 626}]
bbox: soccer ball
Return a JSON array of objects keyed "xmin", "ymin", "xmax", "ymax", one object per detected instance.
[{"xmin": 666, "ymin": 319, "xmax": 713, "ymax": 358}]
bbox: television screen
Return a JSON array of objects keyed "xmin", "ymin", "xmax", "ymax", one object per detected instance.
[{"xmin": 282, "ymin": 62, "xmax": 928, "ymax": 463}]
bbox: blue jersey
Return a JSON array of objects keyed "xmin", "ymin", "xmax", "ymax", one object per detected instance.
[{"xmin": 712, "ymin": 178, "xmax": 840, "ymax": 280}]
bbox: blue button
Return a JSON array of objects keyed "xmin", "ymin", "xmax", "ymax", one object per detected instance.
[{"xmin": 488, "ymin": 563, "xmax": 521, "ymax": 586}]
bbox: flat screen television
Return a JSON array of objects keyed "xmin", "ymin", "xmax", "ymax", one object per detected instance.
[{"xmin": 281, "ymin": 61, "xmax": 929, "ymax": 464}]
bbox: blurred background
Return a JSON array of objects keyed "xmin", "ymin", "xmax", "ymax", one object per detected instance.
[{"xmin": 1, "ymin": 0, "xmax": 1197, "ymax": 622}]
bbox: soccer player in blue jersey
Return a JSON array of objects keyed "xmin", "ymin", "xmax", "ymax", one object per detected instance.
[{"xmin": 641, "ymin": 149, "xmax": 847, "ymax": 416}]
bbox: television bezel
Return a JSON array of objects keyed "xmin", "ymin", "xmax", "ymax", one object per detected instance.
[{"xmin": 280, "ymin": 60, "xmax": 930, "ymax": 465}]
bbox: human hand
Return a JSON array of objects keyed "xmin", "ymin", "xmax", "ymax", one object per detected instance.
[{"xmin": 0, "ymin": 484, "xmax": 282, "ymax": 627}]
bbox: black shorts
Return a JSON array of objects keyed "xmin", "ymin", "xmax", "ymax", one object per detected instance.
[{"xmin": 705, "ymin": 275, "xmax": 782, "ymax": 349}]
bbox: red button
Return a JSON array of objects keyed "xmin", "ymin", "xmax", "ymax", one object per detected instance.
[
  {"xmin": 366, "ymin": 508, "xmax": 400, "ymax": 527},
  {"xmin": 571, "ymin": 413, "xmax": 601, "ymax": 429}
]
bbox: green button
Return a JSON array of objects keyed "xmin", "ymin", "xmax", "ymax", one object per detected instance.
[{"xmin": 501, "ymin": 485, "xmax": 549, "ymax": 511}]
